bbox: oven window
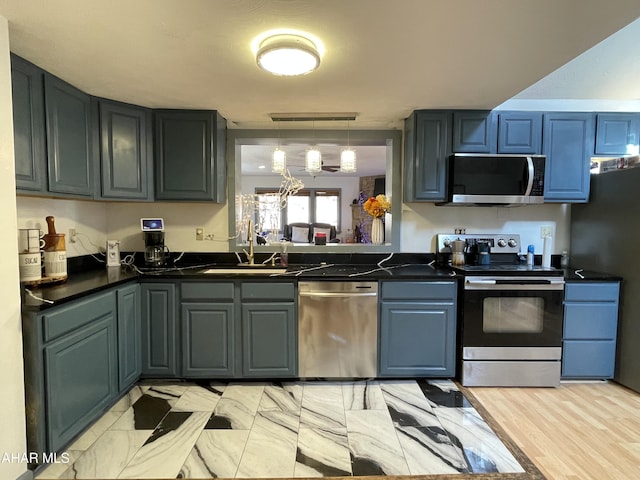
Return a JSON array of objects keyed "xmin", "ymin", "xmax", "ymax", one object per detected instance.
[{"xmin": 483, "ymin": 297, "xmax": 544, "ymax": 333}]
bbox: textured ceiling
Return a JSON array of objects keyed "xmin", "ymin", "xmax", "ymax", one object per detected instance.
[{"xmin": 1, "ymin": 0, "xmax": 639, "ymax": 129}]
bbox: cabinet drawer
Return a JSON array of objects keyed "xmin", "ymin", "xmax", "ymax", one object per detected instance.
[
  {"xmin": 564, "ymin": 303, "xmax": 618, "ymax": 339},
  {"xmin": 562, "ymin": 340, "xmax": 615, "ymax": 378},
  {"xmin": 564, "ymin": 282, "xmax": 619, "ymax": 302},
  {"xmin": 182, "ymin": 282, "xmax": 234, "ymax": 301},
  {"xmin": 381, "ymin": 281, "xmax": 456, "ymax": 301},
  {"xmin": 42, "ymin": 290, "xmax": 115, "ymax": 342},
  {"xmin": 241, "ymin": 282, "xmax": 295, "ymax": 301}
]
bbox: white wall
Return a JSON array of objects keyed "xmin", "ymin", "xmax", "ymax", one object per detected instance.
[
  {"xmin": 0, "ymin": 15, "xmax": 28, "ymax": 480},
  {"xmin": 401, "ymin": 202, "xmax": 570, "ymax": 254},
  {"xmin": 16, "ymin": 197, "xmax": 108, "ymax": 258},
  {"xmin": 106, "ymin": 201, "xmax": 229, "ymax": 253}
]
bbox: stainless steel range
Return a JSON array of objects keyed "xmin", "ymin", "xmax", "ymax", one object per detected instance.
[{"xmin": 437, "ymin": 234, "xmax": 565, "ymax": 387}]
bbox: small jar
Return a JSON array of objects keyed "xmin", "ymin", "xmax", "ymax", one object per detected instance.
[{"xmin": 280, "ymin": 241, "xmax": 289, "ymax": 267}]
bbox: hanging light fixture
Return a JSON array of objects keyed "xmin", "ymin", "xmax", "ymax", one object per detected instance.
[
  {"xmin": 272, "ymin": 121, "xmax": 286, "ymax": 173},
  {"xmin": 256, "ymin": 33, "xmax": 321, "ymax": 76},
  {"xmin": 272, "ymin": 148, "xmax": 286, "ymax": 173},
  {"xmin": 305, "ymin": 147, "xmax": 322, "ymax": 173},
  {"xmin": 340, "ymin": 120, "xmax": 357, "ymax": 173}
]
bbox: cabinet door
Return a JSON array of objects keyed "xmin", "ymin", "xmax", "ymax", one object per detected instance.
[
  {"xmin": 404, "ymin": 111, "xmax": 451, "ymax": 202},
  {"xmin": 154, "ymin": 110, "xmax": 226, "ymax": 202},
  {"xmin": 595, "ymin": 113, "xmax": 640, "ymax": 155},
  {"xmin": 452, "ymin": 111, "xmax": 497, "ymax": 153},
  {"xmin": 379, "ymin": 301, "xmax": 456, "ymax": 377},
  {"xmin": 562, "ymin": 340, "xmax": 616, "ymax": 378},
  {"xmin": 182, "ymin": 302, "xmax": 235, "ymax": 377},
  {"xmin": 140, "ymin": 283, "xmax": 177, "ymax": 377},
  {"xmin": 542, "ymin": 113, "xmax": 595, "ymax": 202},
  {"xmin": 44, "ymin": 73, "xmax": 92, "ymax": 196},
  {"xmin": 497, "ymin": 112, "xmax": 543, "ymax": 154},
  {"xmin": 11, "ymin": 55, "xmax": 46, "ymax": 192},
  {"xmin": 241, "ymin": 302, "xmax": 296, "ymax": 377},
  {"xmin": 45, "ymin": 312, "xmax": 117, "ymax": 452},
  {"xmin": 99, "ymin": 100, "xmax": 152, "ymax": 200},
  {"xmin": 117, "ymin": 284, "xmax": 141, "ymax": 390}
]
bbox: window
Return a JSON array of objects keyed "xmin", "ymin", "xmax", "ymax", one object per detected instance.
[{"xmin": 255, "ymin": 188, "xmax": 341, "ymax": 233}]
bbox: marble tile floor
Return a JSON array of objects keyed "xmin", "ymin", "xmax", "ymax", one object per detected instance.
[{"xmin": 36, "ymin": 379, "xmax": 524, "ymax": 479}]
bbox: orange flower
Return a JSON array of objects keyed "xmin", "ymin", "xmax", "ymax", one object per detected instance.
[{"xmin": 363, "ymin": 194, "xmax": 391, "ymax": 218}]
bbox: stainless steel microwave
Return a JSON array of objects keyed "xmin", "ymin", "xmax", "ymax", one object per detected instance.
[{"xmin": 440, "ymin": 154, "xmax": 546, "ymax": 206}]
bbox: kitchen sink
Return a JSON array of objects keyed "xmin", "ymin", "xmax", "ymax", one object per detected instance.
[{"xmin": 202, "ymin": 267, "xmax": 287, "ymax": 275}]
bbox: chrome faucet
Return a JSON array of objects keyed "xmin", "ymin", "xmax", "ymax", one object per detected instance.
[{"xmin": 242, "ymin": 219, "xmax": 255, "ymax": 265}]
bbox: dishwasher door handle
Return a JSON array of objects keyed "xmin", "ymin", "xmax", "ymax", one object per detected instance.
[{"xmin": 299, "ymin": 291, "xmax": 378, "ymax": 298}]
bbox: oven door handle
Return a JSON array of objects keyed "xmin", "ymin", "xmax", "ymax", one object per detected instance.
[{"xmin": 465, "ymin": 279, "xmax": 564, "ymax": 291}]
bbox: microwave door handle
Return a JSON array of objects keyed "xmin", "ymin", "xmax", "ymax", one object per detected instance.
[{"xmin": 524, "ymin": 156, "xmax": 534, "ymax": 196}]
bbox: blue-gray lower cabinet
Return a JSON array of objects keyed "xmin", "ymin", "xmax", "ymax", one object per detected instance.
[
  {"xmin": 117, "ymin": 284, "xmax": 141, "ymax": 390},
  {"xmin": 141, "ymin": 283, "xmax": 178, "ymax": 377},
  {"xmin": 241, "ymin": 282, "xmax": 297, "ymax": 377},
  {"xmin": 562, "ymin": 281, "xmax": 620, "ymax": 379},
  {"xmin": 180, "ymin": 282, "xmax": 236, "ymax": 377},
  {"xmin": 41, "ymin": 290, "xmax": 118, "ymax": 452},
  {"xmin": 379, "ymin": 281, "xmax": 457, "ymax": 377},
  {"xmin": 542, "ymin": 112, "xmax": 595, "ymax": 203}
]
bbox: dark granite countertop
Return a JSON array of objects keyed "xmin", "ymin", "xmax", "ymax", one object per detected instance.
[
  {"xmin": 22, "ymin": 267, "xmax": 139, "ymax": 311},
  {"xmin": 21, "ymin": 260, "xmax": 456, "ymax": 311},
  {"xmin": 562, "ymin": 268, "xmax": 623, "ymax": 282}
]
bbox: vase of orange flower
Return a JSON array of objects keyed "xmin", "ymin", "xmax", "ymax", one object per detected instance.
[{"xmin": 363, "ymin": 194, "xmax": 391, "ymax": 245}]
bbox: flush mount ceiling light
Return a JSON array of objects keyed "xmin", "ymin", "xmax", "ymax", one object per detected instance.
[{"xmin": 256, "ymin": 33, "xmax": 321, "ymax": 76}]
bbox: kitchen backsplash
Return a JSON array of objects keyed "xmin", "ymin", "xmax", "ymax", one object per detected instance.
[{"xmin": 17, "ymin": 197, "xmax": 569, "ymax": 257}]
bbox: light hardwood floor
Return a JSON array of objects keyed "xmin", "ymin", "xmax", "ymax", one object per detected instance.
[{"xmin": 471, "ymin": 381, "xmax": 640, "ymax": 480}]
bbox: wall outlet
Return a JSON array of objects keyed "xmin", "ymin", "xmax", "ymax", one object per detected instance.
[
  {"xmin": 540, "ymin": 226, "xmax": 553, "ymax": 238},
  {"xmin": 69, "ymin": 228, "xmax": 77, "ymax": 243},
  {"xmin": 196, "ymin": 227, "xmax": 204, "ymax": 241}
]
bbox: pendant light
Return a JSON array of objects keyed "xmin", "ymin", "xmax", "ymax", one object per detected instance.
[
  {"xmin": 305, "ymin": 147, "xmax": 322, "ymax": 173},
  {"xmin": 340, "ymin": 120, "xmax": 357, "ymax": 173},
  {"xmin": 306, "ymin": 121, "xmax": 322, "ymax": 173},
  {"xmin": 272, "ymin": 121, "xmax": 286, "ymax": 173}
]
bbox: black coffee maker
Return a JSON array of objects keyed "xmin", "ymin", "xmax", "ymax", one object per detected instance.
[{"xmin": 141, "ymin": 218, "xmax": 170, "ymax": 267}]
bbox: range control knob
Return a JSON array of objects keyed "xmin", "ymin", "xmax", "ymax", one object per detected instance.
[
  {"xmin": 508, "ymin": 238, "xmax": 518, "ymax": 248},
  {"xmin": 443, "ymin": 239, "xmax": 451, "ymax": 248},
  {"xmin": 497, "ymin": 238, "xmax": 507, "ymax": 248}
]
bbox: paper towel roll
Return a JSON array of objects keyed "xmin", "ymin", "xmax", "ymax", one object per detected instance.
[{"xmin": 542, "ymin": 235, "xmax": 552, "ymax": 268}]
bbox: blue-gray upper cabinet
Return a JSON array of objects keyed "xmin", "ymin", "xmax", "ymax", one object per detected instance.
[
  {"xmin": 497, "ymin": 111, "xmax": 543, "ymax": 154},
  {"xmin": 154, "ymin": 110, "xmax": 226, "ymax": 202},
  {"xmin": 42, "ymin": 290, "xmax": 118, "ymax": 452},
  {"xmin": 99, "ymin": 100, "xmax": 153, "ymax": 200},
  {"xmin": 11, "ymin": 54, "xmax": 46, "ymax": 192},
  {"xmin": 594, "ymin": 113, "xmax": 640, "ymax": 155},
  {"xmin": 542, "ymin": 112, "xmax": 595, "ymax": 203},
  {"xmin": 404, "ymin": 111, "xmax": 452, "ymax": 202},
  {"xmin": 379, "ymin": 281, "xmax": 457, "ymax": 377},
  {"xmin": 180, "ymin": 282, "xmax": 236, "ymax": 378},
  {"xmin": 562, "ymin": 282, "xmax": 620, "ymax": 379},
  {"xmin": 117, "ymin": 284, "xmax": 141, "ymax": 390},
  {"xmin": 140, "ymin": 283, "xmax": 178, "ymax": 377},
  {"xmin": 452, "ymin": 111, "xmax": 497, "ymax": 153},
  {"xmin": 44, "ymin": 73, "xmax": 93, "ymax": 197},
  {"xmin": 241, "ymin": 282, "xmax": 297, "ymax": 377}
]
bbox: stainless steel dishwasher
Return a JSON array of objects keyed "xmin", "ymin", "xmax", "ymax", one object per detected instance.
[{"xmin": 298, "ymin": 281, "xmax": 378, "ymax": 378}]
